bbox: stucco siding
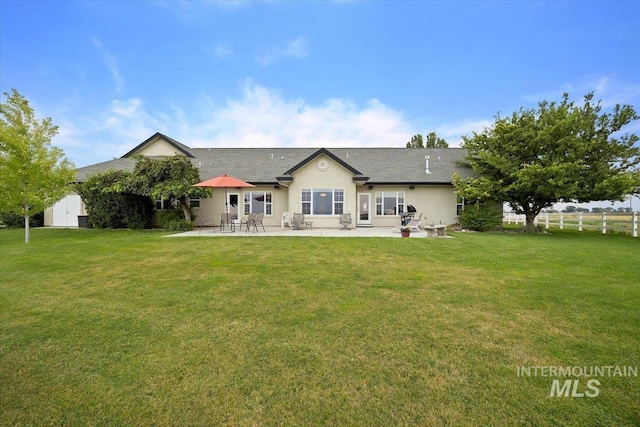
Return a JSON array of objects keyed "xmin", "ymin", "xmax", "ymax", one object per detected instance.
[
  {"xmin": 133, "ymin": 138, "xmax": 187, "ymax": 157},
  {"xmin": 192, "ymin": 185, "xmax": 287, "ymax": 228},
  {"xmin": 287, "ymin": 154, "xmax": 358, "ymax": 228}
]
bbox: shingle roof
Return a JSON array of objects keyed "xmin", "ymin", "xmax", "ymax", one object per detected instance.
[
  {"xmin": 75, "ymin": 144, "xmax": 473, "ymax": 185},
  {"xmin": 189, "ymin": 147, "xmax": 472, "ymax": 184},
  {"xmin": 76, "ymin": 158, "xmax": 138, "ymax": 182}
]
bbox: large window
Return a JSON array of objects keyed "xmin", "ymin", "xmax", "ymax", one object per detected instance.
[
  {"xmin": 376, "ymin": 192, "xmax": 405, "ymax": 215},
  {"xmin": 302, "ymin": 189, "xmax": 344, "ymax": 215},
  {"xmin": 244, "ymin": 191, "xmax": 272, "ymax": 215}
]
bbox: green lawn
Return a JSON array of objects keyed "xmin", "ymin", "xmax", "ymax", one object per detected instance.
[{"xmin": 1, "ymin": 228, "xmax": 639, "ymax": 426}]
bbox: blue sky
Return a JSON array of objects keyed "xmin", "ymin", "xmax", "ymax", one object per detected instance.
[{"xmin": 2, "ymin": 0, "xmax": 640, "ymax": 207}]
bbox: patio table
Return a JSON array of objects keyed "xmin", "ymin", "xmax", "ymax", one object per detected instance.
[{"xmin": 424, "ymin": 224, "xmax": 447, "ymax": 237}]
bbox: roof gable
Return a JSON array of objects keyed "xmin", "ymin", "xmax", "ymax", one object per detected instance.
[
  {"xmin": 122, "ymin": 132, "xmax": 194, "ymax": 158},
  {"xmin": 284, "ymin": 148, "xmax": 363, "ymax": 176}
]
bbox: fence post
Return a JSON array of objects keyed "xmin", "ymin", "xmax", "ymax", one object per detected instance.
[
  {"xmin": 560, "ymin": 212, "xmax": 564, "ymax": 229},
  {"xmin": 602, "ymin": 212, "xmax": 607, "ymax": 234},
  {"xmin": 545, "ymin": 213, "xmax": 549, "ymax": 229},
  {"xmin": 578, "ymin": 212, "xmax": 583, "ymax": 232},
  {"xmin": 634, "ymin": 212, "xmax": 638, "ymax": 238}
]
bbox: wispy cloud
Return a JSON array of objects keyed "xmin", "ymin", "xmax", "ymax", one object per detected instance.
[
  {"xmin": 92, "ymin": 38, "xmax": 123, "ymax": 93},
  {"xmin": 204, "ymin": 42, "xmax": 233, "ymax": 58},
  {"xmin": 255, "ymin": 36, "xmax": 309, "ymax": 66},
  {"xmin": 523, "ymin": 75, "xmax": 640, "ymax": 108}
]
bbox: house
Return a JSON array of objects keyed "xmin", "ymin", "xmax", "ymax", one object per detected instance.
[{"xmin": 44, "ymin": 132, "xmax": 474, "ymax": 228}]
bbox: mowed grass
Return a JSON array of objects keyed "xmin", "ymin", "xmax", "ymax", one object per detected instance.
[{"xmin": 1, "ymin": 228, "xmax": 639, "ymax": 426}]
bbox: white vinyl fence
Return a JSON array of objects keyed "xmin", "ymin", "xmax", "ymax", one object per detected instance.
[{"xmin": 504, "ymin": 211, "xmax": 638, "ymax": 237}]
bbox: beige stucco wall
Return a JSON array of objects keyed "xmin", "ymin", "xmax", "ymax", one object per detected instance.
[
  {"xmin": 192, "ymin": 185, "xmax": 287, "ymax": 228},
  {"xmin": 355, "ymin": 185, "xmax": 458, "ymax": 228},
  {"xmin": 133, "ymin": 137, "xmax": 186, "ymax": 157},
  {"xmin": 407, "ymin": 185, "xmax": 458, "ymax": 225},
  {"xmin": 287, "ymin": 154, "xmax": 358, "ymax": 228}
]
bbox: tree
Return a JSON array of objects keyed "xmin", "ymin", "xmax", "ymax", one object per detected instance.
[
  {"xmin": 406, "ymin": 132, "xmax": 449, "ymax": 148},
  {"xmin": 0, "ymin": 89, "xmax": 75, "ymax": 242},
  {"xmin": 424, "ymin": 131, "xmax": 449, "ymax": 148},
  {"xmin": 406, "ymin": 134, "xmax": 424, "ymax": 148},
  {"xmin": 76, "ymin": 170, "xmax": 154, "ymax": 229},
  {"xmin": 453, "ymin": 93, "xmax": 640, "ymax": 232},
  {"xmin": 108, "ymin": 155, "xmax": 209, "ymax": 223}
]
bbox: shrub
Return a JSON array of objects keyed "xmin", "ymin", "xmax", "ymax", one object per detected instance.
[
  {"xmin": 77, "ymin": 171, "xmax": 154, "ymax": 229},
  {"xmin": 158, "ymin": 208, "xmax": 193, "ymax": 232},
  {"xmin": 0, "ymin": 211, "xmax": 44, "ymax": 228},
  {"xmin": 458, "ymin": 205, "xmax": 503, "ymax": 232}
]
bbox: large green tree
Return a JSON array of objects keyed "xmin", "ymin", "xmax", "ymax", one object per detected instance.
[
  {"xmin": 108, "ymin": 155, "xmax": 209, "ymax": 223},
  {"xmin": 454, "ymin": 93, "xmax": 640, "ymax": 232},
  {"xmin": 0, "ymin": 89, "xmax": 75, "ymax": 242}
]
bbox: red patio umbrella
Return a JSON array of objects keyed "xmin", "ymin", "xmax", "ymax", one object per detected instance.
[{"xmin": 192, "ymin": 174, "xmax": 255, "ymax": 214}]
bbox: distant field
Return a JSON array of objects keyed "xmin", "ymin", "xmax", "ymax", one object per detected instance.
[{"xmin": 1, "ymin": 228, "xmax": 639, "ymax": 426}]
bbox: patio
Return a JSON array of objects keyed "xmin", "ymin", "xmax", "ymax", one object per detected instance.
[{"xmin": 165, "ymin": 226, "xmax": 453, "ymax": 238}]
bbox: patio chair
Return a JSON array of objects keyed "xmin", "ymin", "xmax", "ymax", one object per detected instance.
[
  {"xmin": 281, "ymin": 211, "xmax": 291, "ymax": 228},
  {"xmin": 392, "ymin": 217, "xmax": 423, "ymax": 233},
  {"xmin": 291, "ymin": 213, "xmax": 305, "ymax": 230},
  {"xmin": 194, "ymin": 215, "xmax": 215, "ymax": 233},
  {"xmin": 242, "ymin": 212, "xmax": 257, "ymax": 232},
  {"xmin": 405, "ymin": 218, "xmax": 423, "ymax": 232},
  {"xmin": 339, "ymin": 213, "xmax": 352, "ymax": 230},
  {"xmin": 220, "ymin": 213, "xmax": 234, "ymax": 232},
  {"xmin": 255, "ymin": 213, "xmax": 265, "ymax": 232}
]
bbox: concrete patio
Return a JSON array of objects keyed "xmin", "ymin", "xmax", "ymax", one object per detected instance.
[{"xmin": 165, "ymin": 226, "xmax": 453, "ymax": 238}]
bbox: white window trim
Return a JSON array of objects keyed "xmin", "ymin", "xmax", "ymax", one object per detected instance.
[
  {"xmin": 375, "ymin": 191, "xmax": 405, "ymax": 216},
  {"xmin": 243, "ymin": 191, "xmax": 273, "ymax": 216},
  {"xmin": 301, "ymin": 188, "xmax": 345, "ymax": 215}
]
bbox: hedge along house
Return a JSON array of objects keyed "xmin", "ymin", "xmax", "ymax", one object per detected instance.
[{"xmin": 44, "ymin": 132, "xmax": 474, "ymax": 228}]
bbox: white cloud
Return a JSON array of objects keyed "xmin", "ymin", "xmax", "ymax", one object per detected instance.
[
  {"xmin": 92, "ymin": 38, "xmax": 124, "ymax": 93},
  {"xmin": 55, "ymin": 81, "xmax": 421, "ymax": 165},
  {"xmin": 255, "ymin": 36, "xmax": 309, "ymax": 66},
  {"xmin": 434, "ymin": 119, "xmax": 493, "ymax": 146},
  {"xmin": 180, "ymin": 81, "xmax": 412, "ymax": 149}
]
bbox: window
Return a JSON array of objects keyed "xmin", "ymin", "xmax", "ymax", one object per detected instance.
[
  {"xmin": 457, "ymin": 196, "xmax": 484, "ymax": 215},
  {"xmin": 190, "ymin": 198, "xmax": 200, "ymax": 208},
  {"xmin": 244, "ymin": 191, "xmax": 272, "ymax": 215},
  {"xmin": 375, "ymin": 192, "xmax": 405, "ymax": 215},
  {"xmin": 302, "ymin": 188, "xmax": 345, "ymax": 215},
  {"xmin": 334, "ymin": 189, "xmax": 344, "ymax": 215},
  {"xmin": 457, "ymin": 195, "xmax": 464, "ymax": 216},
  {"xmin": 301, "ymin": 189, "xmax": 311, "ymax": 214},
  {"xmin": 155, "ymin": 197, "xmax": 174, "ymax": 210}
]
